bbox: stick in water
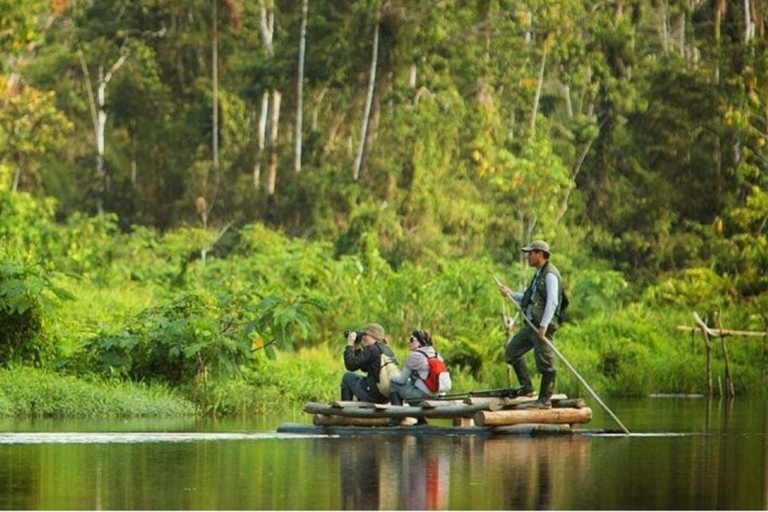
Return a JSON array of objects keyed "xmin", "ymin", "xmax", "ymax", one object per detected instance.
[{"xmin": 493, "ymin": 276, "xmax": 631, "ymax": 435}]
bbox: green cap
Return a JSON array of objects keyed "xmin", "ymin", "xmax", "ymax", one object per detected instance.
[{"xmin": 521, "ymin": 240, "xmax": 551, "ymax": 255}]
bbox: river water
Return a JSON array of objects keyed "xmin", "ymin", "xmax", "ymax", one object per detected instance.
[{"xmin": 0, "ymin": 397, "xmax": 764, "ymax": 510}]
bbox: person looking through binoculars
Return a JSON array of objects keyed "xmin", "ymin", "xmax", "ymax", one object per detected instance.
[{"xmin": 340, "ymin": 323, "xmax": 398, "ymax": 403}]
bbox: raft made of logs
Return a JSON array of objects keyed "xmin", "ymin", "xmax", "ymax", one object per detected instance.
[{"xmin": 284, "ymin": 394, "xmax": 593, "ymax": 436}]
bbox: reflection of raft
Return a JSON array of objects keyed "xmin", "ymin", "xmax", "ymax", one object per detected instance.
[{"xmin": 277, "ymin": 394, "xmax": 595, "ymax": 437}]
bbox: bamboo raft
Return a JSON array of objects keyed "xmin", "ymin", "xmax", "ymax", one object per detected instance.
[{"xmin": 277, "ymin": 394, "xmax": 597, "ymax": 437}]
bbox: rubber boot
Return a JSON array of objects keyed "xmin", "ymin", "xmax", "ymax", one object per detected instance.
[
  {"xmin": 529, "ymin": 371, "xmax": 555, "ymax": 409},
  {"xmin": 508, "ymin": 360, "xmax": 535, "ymax": 398}
]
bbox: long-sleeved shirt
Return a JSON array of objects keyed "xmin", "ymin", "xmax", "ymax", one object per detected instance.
[
  {"xmin": 343, "ymin": 341, "xmax": 397, "ymax": 392},
  {"xmin": 391, "ymin": 345, "xmax": 440, "ymax": 396},
  {"xmin": 513, "ymin": 269, "xmax": 560, "ymax": 329}
]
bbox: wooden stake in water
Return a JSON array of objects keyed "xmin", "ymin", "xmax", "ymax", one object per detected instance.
[{"xmin": 494, "ymin": 276, "xmax": 631, "ymax": 435}]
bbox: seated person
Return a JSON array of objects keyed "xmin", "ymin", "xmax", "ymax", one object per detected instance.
[
  {"xmin": 340, "ymin": 323, "xmax": 397, "ymax": 404},
  {"xmin": 389, "ymin": 330, "xmax": 445, "ymax": 406}
]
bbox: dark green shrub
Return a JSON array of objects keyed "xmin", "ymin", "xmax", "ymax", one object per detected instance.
[
  {"xmin": 0, "ymin": 262, "xmax": 73, "ymax": 366},
  {"xmin": 438, "ymin": 336, "xmax": 484, "ymax": 380},
  {"xmin": 84, "ymin": 290, "xmax": 254, "ymax": 386}
]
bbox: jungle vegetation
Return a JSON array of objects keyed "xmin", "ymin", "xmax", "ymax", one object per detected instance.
[{"xmin": 1, "ymin": 0, "xmax": 767, "ymax": 416}]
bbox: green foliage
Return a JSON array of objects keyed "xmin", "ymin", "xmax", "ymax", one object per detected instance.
[
  {"xmin": 570, "ymin": 268, "xmax": 630, "ymax": 319},
  {"xmin": 0, "ymin": 0, "xmax": 53, "ymax": 58},
  {"xmin": 437, "ymin": 335, "xmax": 484, "ymax": 380},
  {"xmin": 0, "ymin": 260, "xmax": 73, "ymax": 366},
  {"xmin": 644, "ymin": 267, "xmax": 736, "ymax": 311},
  {"xmin": 0, "ymin": 184, "xmax": 59, "ymax": 257},
  {"xmin": 83, "ymin": 290, "xmax": 254, "ymax": 386},
  {"xmin": 202, "ymin": 346, "xmax": 341, "ymax": 415},
  {"xmin": 0, "ymin": 366, "xmax": 193, "ymax": 417},
  {"xmin": 4, "ymin": 0, "xmax": 768, "ymax": 414},
  {"xmin": 249, "ymin": 295, "xmax": 329, "ymax": 353}
]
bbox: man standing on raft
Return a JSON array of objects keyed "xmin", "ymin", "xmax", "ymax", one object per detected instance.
[{"xmin": 497, "ymin": 240, "xmax": 564, "ymax": 409}]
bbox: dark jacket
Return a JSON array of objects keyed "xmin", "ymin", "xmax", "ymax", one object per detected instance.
[{"xmin": 343, "ymin": 341, "xmax": 397, "ymax": 399}]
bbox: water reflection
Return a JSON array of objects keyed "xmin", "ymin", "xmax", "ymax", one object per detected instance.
[
  {"xmin": 475, "ymin": 436, "xmax": 591, "ymax": 510},
  {"xmin": 397, "ymin": 438, "xmax": 450, "ymax": 510},
  {"xmin": 0, "ymin": 399, "xmax": 763, "ymax": 509},
  {"xmin": 334, "ymin": 434, "xmax": 591, "ymax": 510},
  {"xmin": 338, "ymin": 437, "xmax": 450, "ymax": 510}
]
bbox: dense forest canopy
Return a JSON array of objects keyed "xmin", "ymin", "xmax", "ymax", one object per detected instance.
[
  {"xmin": 3, "ymin": 0, "xmax": 767, "ymax": 282},
  {"xmin": 1, "ymin": 1, "xmax": 768, "ymax": 408}
]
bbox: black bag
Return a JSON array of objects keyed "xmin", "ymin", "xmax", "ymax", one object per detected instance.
[{"xmin": 557, "ymin": 290, "xmax": 570, "ymax": 322}]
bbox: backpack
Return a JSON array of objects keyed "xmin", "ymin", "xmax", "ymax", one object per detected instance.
[
  {"xmin": 416, "ymin": 349, "xmax": 452, "ymax": 394},
  {"xmin": 376, "ymin": 344, "xmax": 399, "ymax": 396},
  {"xmin": 557, "ymin": 289, "xmax": 570, "ymax": 322}
]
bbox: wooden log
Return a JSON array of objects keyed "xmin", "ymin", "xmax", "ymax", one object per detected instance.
[
  {"xmin": 487, "ymin": 393, "xmax": 571, "ymax": 411},
  {"xmin": 474, "ymin": 407, "xmax": 592, "ymax": 427},
  {"xmin": 464, "ymin": 397, "xmax": 503, "ymax": 406},
  {"xmin": 417, "ymin": 399, "xmax": 466, "ymax": 408},
  {"xmin": 552, "ymin": 398, "xmax": 586, "ymax": 409},
  {"xmin": 676, "ymin": 324, "xmax": 768, "ymax": 337},
  {"xmin": 305, "ymin": 402, "xmax": 413, "ymax": 417},
  {"xmin": 304, "ymin": 401, "xmax": 491, "ymax": 419},
  {"xmin": 313, "ymin": 414, "xmax": 389, "ymax": 426},
  {"xmin": 453, "ymin": 417, "xmax": 475, "ymax": 427},
  {"xmin": 329, "ymin": 400, "xmax": 378, "ymax": 408},
  {"xmin": 422, "ymin": 403, "xmax": 493, "ymax": 418},
  {"xmin": 465, "ymin": 393, "xmax": 568, "ymax": 408},
  {"xmin": 493, "ymin": 424, "xmax": 573, "ymax": 436}
]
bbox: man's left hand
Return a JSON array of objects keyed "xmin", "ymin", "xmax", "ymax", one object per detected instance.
[{"xmin": 537, "ymin": 326, "xmax": 547, "ymax": 341}]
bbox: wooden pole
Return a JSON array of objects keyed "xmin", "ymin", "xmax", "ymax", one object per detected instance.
[
  {"xmin": 721, "ymin": 335, "xmax": 735, "ymax": 397},
  {"xmin": 717, "ymin": 313, "xmax": 735, "ymax": 398},
  {"xmin": 700, "ymin": 321, "xmax": 714, "ymax": 397},
  {"xmin": 676, "ymin": 324, "xmax": 768, "ymax": 337},
  {"xmin": 501, "ymin": 305, "xmax": 517, "ymax": 388},
  {"xmin": 494, "ymin": 276, "xmax": 631, "ymax": 435}
]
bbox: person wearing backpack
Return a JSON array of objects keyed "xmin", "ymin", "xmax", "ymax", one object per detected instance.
[
  {"xmin": 340, "ymin": 323, "xmax": 398, "ymax": 403},
  {"xmin": 497, "ymin": 240, "xmax": 565, "ymax": 409},
  {"xmin": 389, "ymin": 330, "xmax": 451, "ymax": 409}
]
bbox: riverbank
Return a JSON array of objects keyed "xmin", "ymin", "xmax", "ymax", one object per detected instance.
[
  {"xmin": 0, "ymin": 338, "xmax": 764, "ymax": 418},
  {"xmin": 0, "ymin": 367, "xmax": 194, "ymax": 417}
]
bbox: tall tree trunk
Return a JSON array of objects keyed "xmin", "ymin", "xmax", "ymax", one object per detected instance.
[
  {"xmin": 353, "ymin": 4, "xmax": 380, "ymax": 181},
  {"xmin": 679, "ymin": 11, "xmax": 686, "ymax": 57},
  {"xmin": 529, "ymin": 42, "xmax": 548, "ymax": 134},
  {"xmin": 364, "ymin": 84, "xmax": 382, "ymax": 167},
  {"xmin": 257, "ymin": 0, "xmax": 281, "ymax": 196},
  {"xmin": 92, "ymin": 55, "xmax": 127, "ymax": 215},
  {"xmin": 715, "ymin": 0, "xmax": 725, "ymax": 83},
  {"xmin": 745, "ymin": 0, "xmax": 754, "ymax": 42},
  {"xmin": 562, "ymin": 83, "xmax": 573, "ymax": 118},
  {"xmin": 555, "ymin": 133, "xmax": 599, "ymax": 223},
  {"xmin": 294, "ymin": 0, "xmax": 308, "ymax": 173},
  {"xmin": 266, "ymin": 90, "xmax": 281, "ymax": 197},
  {"xmin": 130, "ymin": 119, "xmax": 138, "ymax": 188},
  {"xmin": 311, "ymin": 87, "xmax": 327, "ymax": 131},
  {"xmin": 97, "ymin": 66, "xmax": 106, "ymax": 212},
  {"xmin": 254, "ymin": 91, "xmax": 269, "ymax": 187},
  {"xmin": 212, "ymin": 0, "xmax": 219, "ymax": 171}
]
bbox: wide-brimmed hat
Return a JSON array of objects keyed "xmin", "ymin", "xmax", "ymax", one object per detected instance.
[
  {"xmin": 521, "ymin": 240, "xmax": 550, "ymax": 256},
  {"xmin": 361, "ymin": 323, "xmax": 385, "ymax": 341}
]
